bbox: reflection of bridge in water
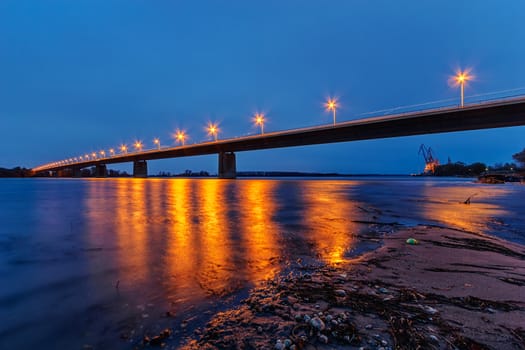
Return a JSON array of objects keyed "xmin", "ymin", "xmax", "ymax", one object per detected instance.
[{"xmin": 33, "ymin": 97, "xmax": 525, "ymax": 178}]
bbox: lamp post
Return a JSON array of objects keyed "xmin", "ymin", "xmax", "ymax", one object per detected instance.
[
  {"xmin": 175, "ymin": 130, "xmax": 187, "ymax": 145},
  {"xmin": 454, "ymin": 70, "xmax": 472, "ymax": 107},
  {"xmin": 134, "ymin": 141, "xmax": 143, "ymax": 152},
  {"xmin": 254, "ymin": 113, "xmax": 265, "ymax": 134},
  {"xmin": 325, "ymin": 97, "xmax": 338, "ymax": 125},
  {"xmin": 120, "ymin": 144, "xmax": 128, "ymax": 154},
  {"xmin": 207, "ymin": 123, "xmax": 219, "ymax": 141},
  {"xmin": 153, "ymin": 138, "xmax": 160, "ymax": 150}
]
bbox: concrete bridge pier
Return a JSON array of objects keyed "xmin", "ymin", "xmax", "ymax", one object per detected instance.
[
  {"xmin": 72, "ymin": 168, "xmax": 82, "ymax": 178},
  {"xmin": 95, "ymin": 164, "xmax": 107, "ymax": 178},
  {"xmin": 218, "ymin": 152, "xmax": 236, "ymax": 179},
  {"xmin": 133, "ymin": 160, "xmax": 148, "ymax": 178}
]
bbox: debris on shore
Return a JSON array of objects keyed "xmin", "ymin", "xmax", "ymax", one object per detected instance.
[{"xmin": 180, "ymin": 226, "xmax": 525, "ymax": 350}]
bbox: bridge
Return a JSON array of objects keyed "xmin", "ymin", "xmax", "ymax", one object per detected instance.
[{"xmin": 33, "ymin": 96, "xmax": 525, "ymax": 178}]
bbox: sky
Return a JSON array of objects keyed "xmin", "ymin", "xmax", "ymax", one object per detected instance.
[{"xmin": 1, "ymin": 0, "xmax": 524, "ymax": 174}]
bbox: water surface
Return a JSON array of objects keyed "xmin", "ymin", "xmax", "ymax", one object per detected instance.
[{"xmin": 0, "ymin": 177, "xmax": 523, "ymax": 349}]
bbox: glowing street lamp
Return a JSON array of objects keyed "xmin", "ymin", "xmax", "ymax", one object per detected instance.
[
  {"xmin": 253, "ymin": 113, "xmax": 265, "ymax": 134},
  {"xmin": 109, "ymin": 148, "xmax": 115, "ymax": 156},
  {"xmin": 453, "ymin": 69, "xmax": 472, "ymax": 107},
  {"xmin": 85, "ymin": 154, "xmax": 90, "ymax": 160},
  {"xmin": 134, "ymin": 140, "xmax": 143, "ymax": 152},
  {"xmin": 325, "ymin": 97, "xmax": 338, "ymax": 125},
  {"xmin": 120, "ymin": 144, "xmax": 128, "ymax": 154},
  {"xmin": 175, "ymin": 129, "xmax": 187, "ymax": 145},
  {"xmin": 99, "ymin": 150, "xmax": 106, "ymax": 158},
  {"xmin": 153, "ymin": 138, "xmax": 161, "ymax": 150},
  {"xmin": 207, "ymin": 122, "xmax": 219, "ymax": 141},
  {"xmin": 91, "ymin": 152, "xmax": 97, "ymax": 159}
]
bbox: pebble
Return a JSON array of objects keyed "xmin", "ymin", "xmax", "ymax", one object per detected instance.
[
  {"xmin": 365, "ymin": 324, "xmax": 373, "ymax": 329},
  {"xmin": 318, "ymin": 334, "xmax": 328, "ymax": 343},
  {"xmin": 275, "ymin": 339, "xmax": 284, "ymax": 350},
  {"xmin": 257, "ymin": 326, "xmax": 263, "ymax": 333},
  {"xmin": 334, "ymin": 289, "xmax": 347, "ymax": 297},
  {"xmin": 284, "ymin": 339, "xmax": 292, "ymax": 347},
  {"xmin": 309, "ymin": 316, "xmax": 326, "ymax": 331},
  {"xmin": 378, "ymin": 287, "xmax": 389, "ymax": 294},
  {"xmin": 149, "ymin": 336, "xmax": 163, "ymax": 346},
  {"xmin": 422, "ymin": 305, "xmax": 438, "ymax": 315},
  {"xmin": 429, "ymin": 334, "xmax": 439, "ymax": 343},
  {"xmin": 487, "ymin": 308, "xmax": 496, "ymax": 314}
]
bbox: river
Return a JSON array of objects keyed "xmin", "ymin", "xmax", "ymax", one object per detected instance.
[{"xmin": 0, "ymin": 177, "xmax": 523, "ymax": 349}]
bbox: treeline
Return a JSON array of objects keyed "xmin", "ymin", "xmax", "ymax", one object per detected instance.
[
  {"xmin": 433, "ymin": 162, "xmax": 519, "ymax": 177},
  {"xmin": 0, "ymin": 167, "xmax": 33, "ymax": 177}
]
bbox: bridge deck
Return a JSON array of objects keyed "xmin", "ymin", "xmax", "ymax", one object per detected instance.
[{"xmin": 34, "ymin": 97, "xmax": 525, "ymax": 172}]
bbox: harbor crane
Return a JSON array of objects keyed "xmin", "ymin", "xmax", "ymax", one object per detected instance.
[{"xmin": 419, "ymin": 144, "xmax": 440, "ymax": 174}]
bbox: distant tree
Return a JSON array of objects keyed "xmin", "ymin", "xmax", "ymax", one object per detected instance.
[
  {"xmin": 468, "ymin": 162, "xmax": 487, "ymax": 175},
  {"xmin": 513, "ymin": 148, "xmax": 525, "ymax": 168}
]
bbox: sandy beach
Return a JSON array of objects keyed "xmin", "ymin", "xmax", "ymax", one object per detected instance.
[{"xmin": 179, "ymin": 225, "xmax": 525, "ymax": 350}]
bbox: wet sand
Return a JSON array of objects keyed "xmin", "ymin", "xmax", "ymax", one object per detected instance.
[{"xmin": 178, "ymin": 226, "xmax": 525, "ymax": 350}]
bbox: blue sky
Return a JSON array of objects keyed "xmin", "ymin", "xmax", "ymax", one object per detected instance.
[{"xmin": 1, "ymin": 1, "xmax": 524, "ymax": 174}]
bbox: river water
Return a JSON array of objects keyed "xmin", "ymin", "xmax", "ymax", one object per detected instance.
[{"xmin": 0, "ymin": 177, "xmax": 523, "ymax": 349}]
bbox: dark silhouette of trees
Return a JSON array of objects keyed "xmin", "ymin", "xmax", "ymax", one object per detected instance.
[{"xmin": 513, "ymin": 148, "xmax": 525, "ymax": 168}]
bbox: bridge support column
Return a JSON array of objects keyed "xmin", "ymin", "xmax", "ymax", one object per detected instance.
[
  {"xmin": 218, "ymin": 152, "xmax": 236, "ymax": 179},
  {"xmin": 133, "ymin": 160, "xmax": 148, "ymax": 178},
  {"xmin": 72, "ymin": 168, "xmax": 82, "ymax": 178},
  {"xmin": 95, "ymin": 164, "xmax": 107, "ymax": 178}
]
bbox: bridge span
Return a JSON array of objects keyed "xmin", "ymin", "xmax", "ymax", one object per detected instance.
[{"xmin": 33, "ymin": 97, "xmax": 525, "ymax": 178}]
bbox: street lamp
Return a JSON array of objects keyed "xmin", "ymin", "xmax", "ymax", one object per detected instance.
[
  {"xmin": 120, "ymin": 144, "xmax": 128, "ymax": 154},
  {"xmin": 134, "ymin": 140, "xmax": 143, "ymax": 152},
  {"xmin": 453, "ymin": 69, "xmax": 472, "ymax": 107},
  {"xmin": 153, "ymin": 138, "xmax": 161, "ymax": 150},
  {"xmin": 175, "ymin": 129, "xmax": 187, "ymax": 145},
  {"xmin": 253, "ymin": 113, "xmax": 265, "ymax": 134},
  {"xmin": 325, "ymin": 97, "xmax": 338, "ymax": 125},
  {"xmin": 109, "ymin": 148, "xmax": 115, "ymax": 156},
  {"xmin": 100, "ymin": 150, "xmax": 106, "ymax": 158},
  {"xmin": 91, "ymin": 152, "xmax": 97, "ymax": 159},
  {"xmin": 207, "ymin": 122, "xmax": 219, "ymax": 141}
]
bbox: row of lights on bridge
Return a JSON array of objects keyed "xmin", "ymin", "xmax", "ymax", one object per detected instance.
[{"xmin": 38, "ymin": 70, "xmax": 472, "ymax": 169}]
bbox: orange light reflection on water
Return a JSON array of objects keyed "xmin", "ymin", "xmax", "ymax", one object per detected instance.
[
  {"xmin": 302, "ymin": 181, "xmax": 359, "ymax": 264},
  {"xmin": 239, "ymin": 180, "xmax": 280, "ymax": 281},
  {"xmin": 116, "ymin": 179, "xmax": 149, "ymax": 282},
  {"xmin": 419, "ymin": 184, "xmax": 511, "ymax": 233},
  {"xmin": 194, "ymin": 180, "xmax": 233, "ymax": 296}
]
